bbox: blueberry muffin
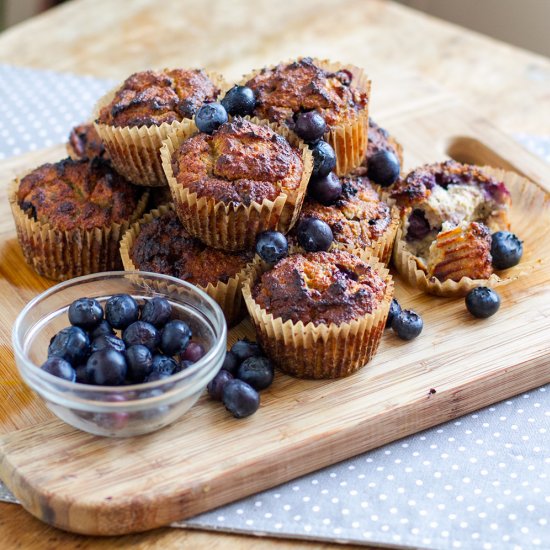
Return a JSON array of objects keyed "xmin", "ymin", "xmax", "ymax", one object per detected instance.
[
  {"xmin": 243, "ymin": 250, "xmax": 393, "ymax": 378},
  {"xmin": 366, "ymin": 118, "xmax": 403, "ymax": 166},
  {"xmin": 242, "ymin": 57, "xmax": 370, "ymax": 176},
  {"xmin": 10, "ymin": 158, "xmax": 147, "ymax": 280},
  {"xmin": 161, "ymin": 116, "xmax": 312, "ymax": 251},
  {"xmin": 94, "ymin": 68, "xmax": 225, "ymax": 186}
]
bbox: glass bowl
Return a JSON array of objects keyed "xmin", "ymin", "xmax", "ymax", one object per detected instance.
[{"xmin": 12, "ymin": 271, "xmax": 227, "ymax": 437}]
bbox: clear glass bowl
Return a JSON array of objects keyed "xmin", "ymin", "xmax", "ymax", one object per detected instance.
[{"xmin": 12, "ymin": 271, "xmax": 227, "ymax": 437}]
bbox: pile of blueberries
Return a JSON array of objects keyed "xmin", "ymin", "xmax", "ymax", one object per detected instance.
[
  {"xmin": 41, "ymin": 294, "xmax": 204, "ymax": 386},
  {"xmin": 207, "ymin": 339, "xmax": 274, "ymax": 419}
]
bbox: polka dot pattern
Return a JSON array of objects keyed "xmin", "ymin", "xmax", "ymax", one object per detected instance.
[{"xmin": 0, "ymin": 65, "xmax": 549, "ymax": 549}]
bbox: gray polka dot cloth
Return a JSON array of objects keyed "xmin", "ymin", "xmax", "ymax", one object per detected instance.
[{"xmin": 0, "ymin": 64, "xmax": 549, "ymax": 549}]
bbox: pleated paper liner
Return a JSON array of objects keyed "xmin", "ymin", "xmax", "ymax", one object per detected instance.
[
  {"xmin": 8, "ymin": 179, "xmax": 149, "ymax": 282},
  {"xmin": 93, "ymin": 71, "xmax": 227, "ymax": 187},
  {"xmin": 392, "ymin": 167, "xmax": 547, "ymax": 297},
  {"xmin": 242, "ymin": 251, "xmax": 394, "ymax": 379},
  {"xmin": 119, "ymin": 204, "xmax": 258, "ymax": 327},
  {"xmin": 239, "ymin": 57, "xmax": 371, "ymax": 177},
  {"xmin": 160, "ymin": 116, "xmax": 313, "ymax": 251}
]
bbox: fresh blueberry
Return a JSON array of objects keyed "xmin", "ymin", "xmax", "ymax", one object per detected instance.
[
  {"xmin": 207, "ymin": 369, "xmax": 234, "ymax": 400},
  {"xmin": 160, "ymin": 320, "xmax": 192, "ymax": 356},
  {"xmin": 90, "ymin": 334, "xmax": 126, "ymax": 354},
  {"xmin": 94, "ymin": 394, "xmax": 129, "ymax": 430},
  {"xmin": 391, "ymin": 309, "xmax": 423, "ymax": 340},
  {"xmin": 230, "ymin": 339, "xmax": 262, "ymax": 363},
  {"xmin": 140, "ymin": 297, "xmax": 172, "ymax": 327},
  {"xmin": 180, "ymin": 360, "xmax": 195, "ymax": 369},
  {"xmin": 294, "ymin": 111, "xmax": 327, "ymax": 143},
  {"xmin": 255, "ymin": 231, "xmax": 288, "ymax": 264},
  {"xmin": 221, "ymin": 85, "xmax": 256, "ymax": 116},
  {"xmin": 386, "ymin": 298, "xmax": 402, "ymax": 329},
  {"xmin": 222, "ymin": 379, "xmax": 260, "ymax": 418},
  {"xmin": 89, "ymin": 320, "xmax": 115, "ymax": 339},
  {"xmin": 221, "ymin": 350, "xmax": 239, "ymax": 375},
  {"xmin": 180, "ymin": 342, "xmax": 206, "ymax": 363},
  {"xmin": 86, "ymin": 349, "xmax": 127, "ymax": 385},
  {"xmin": 40, "ymin": 356, "xmax": 76, "ymax": 382},
  {"xmin": 310, "ymin": 140, "xmax": 336, "ymax": 178},
  {"xmin": 308, "ymin": 172, "xmax": 342, "ymax": 205},
  {"xmin": 465, "ymin": 287, "xmax": 501, "ymax": 318},
  {"xmin": 126, "ymin": 344, "xmax": 153, "ymax": 382},
  {"xmin": 48, "ymin": 326, "xmax": 90, "ymax": 365},
  {"xmin": 75, "ymin": 363, "xmax": 91, "ymax": 384},
  {"xmin": 195, "ymin": 102, "xmax": 228, "ymax": 134},
  {"xmin": 105, "ymin": 294, "xmax": 139, "ymax": 329},
  {"xmin": 145, "ymin": 370, "xmax": 173, "ymax": 382},
  {"xmin": 68, "ymin": 298, "xmax": 103, "ymax": 330},
  {"xmin": 122, "ymin": 321, "xmax": 159, "ymax": 351},
  {"xmin": 236, "ymin": 356, "xmax": 274, "ymax": 391},
  {"xmin": 491, "ymin": 231, "xmax": 523, "ymax": 270},
  {"xmin": 296, "ymin": 217, "xmax": 333, "ymax": 252},
  {"xmin": 151, "ymin": 354, "xmax": 178, "ymax": 375},
  {"xmin": 367, "ymin": 150, "xmax": 400, "ymax": 187}
]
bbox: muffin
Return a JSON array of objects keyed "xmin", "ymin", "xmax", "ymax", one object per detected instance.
[
  {"xmin": 67, "ymin": 123, "xmax": 108, "ymax": 162},
  {"xmin": 94, "ymin": 69, "xmax": 225, "ymax": 186},
  {"xmin": 366, "ymin": 118, "xmax": 403, "ymax": 166},
  {"xmin": 120, "ymin": 205, "xmax": 255, "ymax": 326},
  {"xmin": 289, "ymin": 175, "xmax": 399, "ymax": 263},
  {"xmin": 243, "ymin": 250, "xmax": 393, "ymax": 379},
  {"xmin": 161, "ymin": 116, "xmax": 312, "ymax": 251},
  {"xmin": 242, "ymin": 57, "xmax": 370, "ymax": 176},
  {"xmin": 9, "ymin": 158, "xmax": 148, "ymax": 281}
]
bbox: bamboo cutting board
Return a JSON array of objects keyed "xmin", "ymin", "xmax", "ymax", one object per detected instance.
[{"xmin": 1, "ymin": 74, "xmax": 550, "ymax": 536}]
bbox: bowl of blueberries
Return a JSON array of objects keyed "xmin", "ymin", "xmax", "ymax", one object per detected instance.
[{"xmin": 12, "ymin": 271, "xmax": 227, "ymax": 437}]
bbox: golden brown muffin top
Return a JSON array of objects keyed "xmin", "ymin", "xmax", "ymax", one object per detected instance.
[
  {"xmin": 245, "ymin": 57, "xmax": 368, "ymax": 127},
  {"xmin": 172, "ymin": 117, "xmax": 304, "ymax": 205},
  {"xmin": 97, "ymin": 69, "xmax": 220, "ymax": 127},
  {"xmin": 291, "ymin": 176, "xmax": 392, "ymax": 249},
  {"xmin": 67, "ymin": 123, "xmax": 108, "ymax": 161},
  {"xmin": 252, "ymin": 251, "xmax": 386, "ymax": 326},
  {"xmin": 131, "ymin": 209, "xmax": 253, "ymax": 287},
  {"xmin": 17, "ymin": 158, "xmax": 142, "ymax": 231}
]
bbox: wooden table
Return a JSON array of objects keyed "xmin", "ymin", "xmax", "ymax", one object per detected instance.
[{"xmin": 0, "ymin": 0, "xmax": 548, "ymax": 548}]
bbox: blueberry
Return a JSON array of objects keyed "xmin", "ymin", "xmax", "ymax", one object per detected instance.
[
  {"xmin": 407, "ymin": 210, "xmax": 431, "ymax": 241},
  {"xmin": 160, "ymin": 320, "xmax": 192, "ymax": 356},
  {"xmin": 90, "ymin": 334, "xmax": 126, "ymax": 354},
  {"xmin": 75, "ymin": 363, "xmax": 91, "ymax": 384},
  {"xmin": 141, "ymin": 297, "xmax": 172, "ymax": 327},
  {"xmin": 367, "ymin": 150, "xmax": 400, "ymax": 187},
  {"xmin": 386, "ymin": 298, "xmax": 402, "ymax": 329},
  {"xmin": 236, "ymin": 356, "xmax": 274, "ymax": 391},
  {"xmin": 105, "ymin": 294, "xmax": 139, "ymax": 329},
  {"xmin": 180, "ymin": 360, "xmax": 195, "ymax": 369},
  {"xmin": 255, "ymin": 231, "xmax": 288, "ymax": 264},
  {"xmin": 465, "ymin": 287, "xmax": 501, "ymax": 319},
  {"xmin": 145, "ymin": 370, "xmax": 173, "ymax": 382},
  {"xmin": 89, "ymin": 320, "xmax": 115, "ymax": 339},
  {"xmin": 310, "ymin": 140, "xmax": 336, "ymax": 178},
  {"xmin": 296, "ymin": 217, "xmax": 333, "ymax": 252},
  {"xmin": 222, "ymin": 379, "xmax": 260, "ymax": 418},
  {"xmin": 40, "ymin": 356, "xmax": 76, "ymax": 382},
  {"xmin": 308, "ymin": 172, "xmax": 342, "ymax": 205},
  {"xmin": 68, "ymin": 298, "xmax": 103, "ymax": 330},
  {"xmin": 294, "ymin": 111, "xmax": 327, "ymax": 143},
  {"xmin": 221, "ymin": 85, "xmax": 256, "ymax": 116},
  {"xmin": 86, "ymin": 349, "xmax": 127, "ymax": 385},
  {"xmin": 491, "ymin": 231, "xmax": 523, "ymax": 270},
  {"xmin": 94, "ymin": 394, "xmax": 129, "ymax": 430},
  {"xmin": 122, "ymin": 321, "xmax": 159, "ymax": 351},
  {"xmin": 151, "ymin": 354, "xmax": 178, "ymax": 375},
  {"xmin": 126, "ymin": 344, "xmax": 153, "ymax": 382},
  {"xmin": 221, "ymin": 350, "xmax": 239, "ymax": 375},
  {"xmin": 392, "ymin": 309, "xmax": 423, "ymax": 340},
  {"xmin": 230, "ymin": 339, "xmax": 262, "ymax": 363},
  {"xmin": 48, "ymin": 326, "xmax": 90, "ymax": 365},
  {"xmin": 195, "ymin": 102, "xmax": 228, "ymax": 134},
  {"xmin": 180, "ymin": 342, "xmax": 206, "ymax": 363},
  {"xmin": 207, "ymin": 369, "xmax": 234, "ymax": 401}
]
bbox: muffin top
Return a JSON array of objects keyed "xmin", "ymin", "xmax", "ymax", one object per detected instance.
[
  {"xmin": 131, "ymin": 209, "xmax": 253, "ymax": 287},
  {"xmin": 245, "ymin": 57, "xmax": 368, "ymax": 127},
  {"xmin": 291, "ymin": 176, "xmax": 392, "ymax": 249},
  {"xmin": 252, "ymin": 250, "xmax": 387, "ymax": 326},
  {"xmin": 17, "ymin": 158, "xmax": 142, "ymax": 231},
  {"xmin": 97, "ymin": 69, "xmax": 220, "ymax": 127},
  {"xmin": 67, "ymin": 123, "xmax": 108, "ymax": 161},
  {"xmin": 171, "ymin": 117, "xmax": 304, "ymax": 205}
]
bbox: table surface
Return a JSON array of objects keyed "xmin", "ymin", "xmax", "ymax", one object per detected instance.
[{"xmin": 1, "ymin": 0, "xmax": 549, "ymax": 548}]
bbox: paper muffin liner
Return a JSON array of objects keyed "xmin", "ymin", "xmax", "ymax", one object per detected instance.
[
  {"xmin": 9, "ymin": 178, "xmax": 149, "ymax": 282},
  {"xmin": 240, "ymin": 58, "xmax": 371, "ymax": 177},
  {"xmin": 93, "ymin": 71, "xmax": 227, "ymax": 187},
  {"xmin": 119, "ymin": 204, "xmax": 258, "ymax": 327},
  {"xmin": 392, "ymin": 167, "xmax": 545, "ymax": 297},
  {"xmin": 161, "ymin": 116, "xmax": 313, "ymax": 251},
  {"xmin": 242, "ymin": 251, "xmax": 394, "ymax": 379}
]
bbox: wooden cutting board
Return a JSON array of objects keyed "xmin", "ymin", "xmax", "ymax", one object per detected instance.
[{"xmin": 1, "ymin": 72, "xmax": 549, "ymax": 536}]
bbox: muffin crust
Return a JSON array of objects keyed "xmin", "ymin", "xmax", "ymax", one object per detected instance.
[{"xmin": 67, "ymin": 123, "xmax": 107, "ymax": 161}]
